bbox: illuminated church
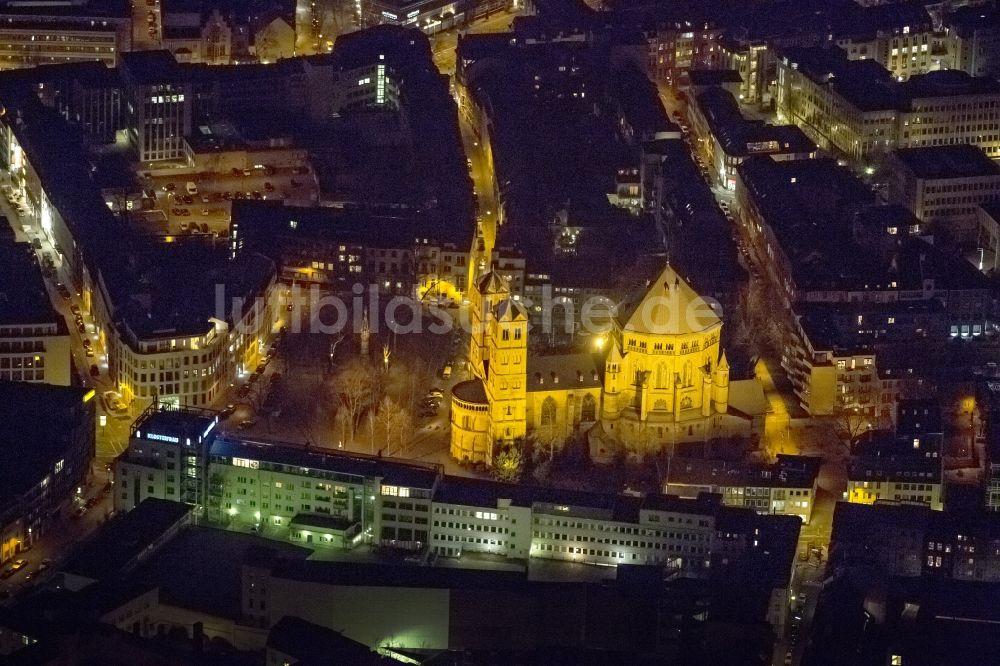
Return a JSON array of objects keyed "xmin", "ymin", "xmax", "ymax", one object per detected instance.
[{"xmin": 449, "ymin": 263, "xmax": 769, "ymax": 465}]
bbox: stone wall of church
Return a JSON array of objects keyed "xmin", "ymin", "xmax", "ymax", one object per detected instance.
[{"xmin": 525, "ymin": 387, "xmax": 602, "ymax": 449}]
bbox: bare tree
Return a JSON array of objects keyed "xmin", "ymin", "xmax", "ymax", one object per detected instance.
[
  {"xmin": 835, "ymin": 406, "xmax": 870, "ymax": 443},
  {"xmin": 731, "ymin": 281, "xmax": 787, "ymax": 361},
  {"xmin": 377, "ymin": 396, "xmax": 414, "ymax": 455},
  {"xmin": 336, "ymin": 358, "xmax": 377, "ymax": 443}
]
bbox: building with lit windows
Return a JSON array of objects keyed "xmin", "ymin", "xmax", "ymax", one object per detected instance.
[
  {"xmin": 0, "ymin": 0, "xmax": 130, "ymax": 71},
  {"xmin": 0, "ymin": 383, "xmax": 94, "ymax": 565},
  {"xmin": 834, "ymin": 2, "xmax": 942, "ymax": 81},
  {"xmin": 887, "ymin": 144, "xmax": 1000, "ymax": 246},
  {"xmin": 736, "ymin": 156, "xmax": 993, "ymax": 354},
  {"xmin": 776, "ymin": 46, "xmax": 1000, "ymax": 161},
  {"xmin": 120, "ymin": 50, "xmax": 193, "ymax": 163},
  {"xmin": 646, "ymin": 21, "xmax": 725, "ymax": 88},
  {"xmin": 0, "ymin": 236, "xmax": 71, "ymax": 386},
  {"xmin": 845, "ymin": 405, "xmax": 945, "ymax": 511},
  {"xmin": 114, "ymin": 405, "xmax": 797, "ymax": 580},
  {"xmin": 688, "ymin": 86, "xmax": 816, "ymax": 190},
  {"xmin": 664, "ymin": 454, "xmax": 821, "ymax": 524},
  {"xmin": 831, "ymin": 500, "xmax": 1000, "ymax": 581}
]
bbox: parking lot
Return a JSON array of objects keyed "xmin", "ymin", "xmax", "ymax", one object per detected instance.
[{"xmin": 135, "ymin": 164, "xmax": 319, "ymax": 236}]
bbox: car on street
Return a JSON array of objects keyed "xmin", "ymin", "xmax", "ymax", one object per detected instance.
[
  {"xmin": 10, "ymin": 559, "xmax": 27, "ymax": 572},
  {"xmin": 0, "ymin": 567, "xmax": 13, "ymax": 579},
  {"xmin": 85, "ymin": 347, "xmax": 95, "ymax": 358},
  {"xmin": 89, "ymin": 364, "xmax": 100, "ymax": 377},
  {"xmin": 238, "ymin": 419, "xmax": 255, "ymax": 430},
  {"xmin": 427, "ymin": 388, "xmax": 444, "ymax": 399}
]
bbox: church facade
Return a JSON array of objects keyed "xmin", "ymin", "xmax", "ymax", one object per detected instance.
[{"xmin": 449, "ymin": 264, "xmax": 767, "ymax": 466}]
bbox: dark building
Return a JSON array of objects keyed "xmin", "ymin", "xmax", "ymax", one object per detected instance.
[{"xmin": 0, "ymin": 382, "xmax": 95, "ymax": 565}]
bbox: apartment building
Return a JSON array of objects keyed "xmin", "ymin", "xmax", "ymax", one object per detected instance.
[
  {"xmin": 0, "ymin": 236, "xmax": 71, "ymax": 386},
  {"xmin": 0, "ymin": 383, "xmax": 94, "ymax": 564},
  {"xmin": 835, "ymin": 3, "xmax": 942, "ymax": 81},
  {"xmin": 664, "ymin": 454, "xmax": 821, "ymax": 524},
  {"xmin": 737, "ymin": 156, "xmax": 993, "ymax": 335},
  {"xmin": 776, "ymin": 46, "xmax": 1000, "ymax": 161},
  {"xmin": 943, "ymin": 6, "xmax": 1000, "ymax": 78},
  {"xmin": 646, "ymin": 21, "xmax": 725, "ymax": 88},
  {"xmin": 888, "ymin": 144, "xmax": 1000, "ymax": 246},
  {"xmin": 688, "ymin": 86, "xmax": 815, "ymax": 190},
  {"xmin": 832, "ymin": 501, "xmax": 1000, "ymax": 581}
]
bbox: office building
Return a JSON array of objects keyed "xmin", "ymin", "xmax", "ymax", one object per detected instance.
[
  {"xmin": 0, "ymin": 0, "xmax": 130, "ymax": 71},
  {"xmin": 887, "ymin": 144, "xmax": 1000, "ymax": 245},
  {"xmin": 776, "ymin": 46, "xmax": 1000, "ymax": 161},
  {"xmin": 0, "ymin": 383, "xmax": 95, "ymax": 564},
  {"xmin": 114, "ymin": 406, "xmax": 796, "ymax": 579},
  {"xmin": 120, "ymin": 51, "xmax": 193, "ymax": 163},
  {"xmin": 0, "ymin": 236, "xmax": 71, "ymax": 386}
]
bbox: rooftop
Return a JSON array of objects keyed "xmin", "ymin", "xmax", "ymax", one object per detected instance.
[
  {"xmin": 688, "ymin": 68, "xmax": 742, "ymax": 87},
  {"xmin": 667, "ymin": 454, "xmax": 822, "ymax": 490},
  {"xmin": 618, "ymin": 263, "xmax": 722, "ymax": 336},
  {"xmin": 0, "ymin": 238, "xmax": 62, "ymax": 326},
  {"xmin": 210, "ymin": 436, "xmax": 441, "ymax": 490},
  {"xmin": 693, "ymin": 87, "xmax": 815, "ymax": 159},
  {"xmin": 133, "ymin": 406, "xmax": 219, "ymax": 444},
  {"xmin": 62, "ymin": 499, "xmax": 190, "ymax": 582},
  {"xmin": 737, "ymin": 157, "xmax": 988, "ymax": 294},
  {"xmin": 526, "ymin": 352, "xmax": 602, "ymax": 392},
  {"xmin": 893, "ymin": 144, "xmax": 1000, "ymax": 180},
  {"xmin": 0, "ymin": 382, "xmax": 92, "ymax": 505},
  {"xmin": 267, "ymin": 617, "xmax": 383, "ymax": 664},
  {"xmin": 0, "ymin": 0, "xmax": 128, "ymax": 18},
  {"xmin": 780, "ymin": 46, "xmax": 1000, "ymax": 113}
]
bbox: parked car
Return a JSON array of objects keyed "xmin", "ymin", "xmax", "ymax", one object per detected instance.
[
  {"xmin": 10, "ymin": 559, "xmax": 27, "ymax": 572},
  {"xmin": 90, "ymin": 364, "xmax": 100, "ymax": 378}
]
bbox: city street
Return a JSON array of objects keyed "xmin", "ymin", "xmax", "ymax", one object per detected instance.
[{"xmin": 430, "ymin": 9, "xmax": 519, "ymax": 76}]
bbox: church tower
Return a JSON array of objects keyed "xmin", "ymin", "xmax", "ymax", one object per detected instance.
[
  {"xmin": 469, "ymin": 271, "xmax": 509, "ymax": 381},
  {"xmin": 713, "ymin": 350, "xmax": 730, "ymax": 414},
  {"xmin": 484, "ymin": 297, "xmax": 528, "ymax": 448}
]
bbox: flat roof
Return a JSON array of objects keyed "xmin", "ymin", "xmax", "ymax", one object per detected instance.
[
  {"xmin": 0, "ymin": 0, "xmax": 128, "ymax": 18},
  {"xmin": 210, "ymin": 437, "xmax": 441, "ymax": 490},
  {"xmin": 694, "ymin": 87, "xmax": 815, "ymax": 158},
  {"xmin": 668, "ymin": 455, "xmax": 822, "ymax": 490},
  {"xmin": 62, "ymin": 499, "xmax": 190, "ymax": 581},
  {"xmin": 688, "ymin": 68, "xmax": 742, "ymax": 86},
  {"xmin": 0, "ymin": 238, "xmax": 63, "ymax": 326},
  {"xmin": 0, "ymin": 382, "xmax": 92, "ymax": 505},
  {"xmin": 893, "ymin": 145, "xmax": 1000, "ymax": 180}
]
